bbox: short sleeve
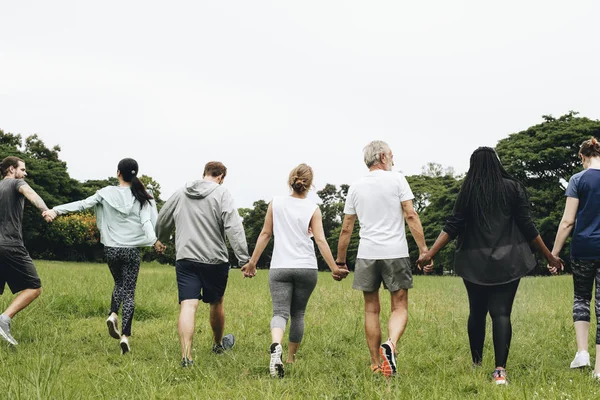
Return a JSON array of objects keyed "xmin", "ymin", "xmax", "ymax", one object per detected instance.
[
  {"xmin": 565, "ymin": 174, "xmax": 580, "ymax": 198},
  {"xmin": 14, "ymin": 179, "xmax": 27, "ymax": 191},
  {"xmin": 343, "ymin": 186, "xmax": 356, "ymax": 215},
  {"xmin": 397, "ymin": 174, "xmax": 414, "ymax": 202}
]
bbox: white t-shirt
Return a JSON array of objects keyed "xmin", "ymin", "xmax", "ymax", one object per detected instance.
[
  {"xmin": 270, "ymin": 196, "xmax": 319, "ymax": 269},
  {"xmin": 344, "ymin": 170, "xmax": 414, "ymax": 259}
]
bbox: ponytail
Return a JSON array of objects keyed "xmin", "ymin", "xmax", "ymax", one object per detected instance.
[{"xmin": 117, "ymin": 158, "xmax": 153, "ymax": 208}]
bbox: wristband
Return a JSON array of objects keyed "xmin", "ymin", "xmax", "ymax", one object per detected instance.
[{"xmin": 335, "ymin": 261, "xmax": 346, "ymax": 266}]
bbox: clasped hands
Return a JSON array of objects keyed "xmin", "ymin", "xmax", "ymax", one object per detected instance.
[
  {"xmin": 241, "ymin": 261, "xmax": 350, "ymax": 281},
  {"xmin": 416, "ymin": 252, "xmax": 435, "ymax": 274}
]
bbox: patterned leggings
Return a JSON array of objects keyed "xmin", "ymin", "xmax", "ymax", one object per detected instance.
[
  {"xmin": 572, "ymin": 259, "xmax": 600, "ymax": 345},
  {"xmin": 105, "ymin": 247, "xmax": 141, "ymax": 336}
]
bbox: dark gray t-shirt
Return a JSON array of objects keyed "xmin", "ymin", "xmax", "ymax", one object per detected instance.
[{"xmin": 0, "ymin": 178, "xmax": 27, "ymax": 246}]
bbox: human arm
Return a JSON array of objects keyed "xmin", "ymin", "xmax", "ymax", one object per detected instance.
[
  {"xmin": 18, "ymin": 183, "xmax": 52, "ymax": 222},
  {"xmin": 310, "ymin": 207, "xmax": 349, "ymax": 281},
  {"xmin": 416, "ymin": 202, "xmax": 463, "ymax": 272},
  {"xmin": 240, "ymin": 203, "xmax": 273, "ymax": 278},
  {"xmin": 546, "ymin": 197, "xmax": 578, "ymax": 274},
  {"xmin": 155, "ymin": 193, "xmax": 178, "ymax": 243},
  {"xmin": 221, "ymin": 191, "xmax": 250, "ymax": 267},
  {"xmin": 336, "ymin": 213, "xmax": 356, "ymax": 268},
  {"xmin": 529, "ymin": 235, "xmax": 563, "ymax": 275},
  {"xmin": 551, "ymin": 197, "xmax": 578, "ymax": 257},
  {"xmin": 513, "ymin": 183, "xmax": 564, "ymax": 274},
  {"xmin": 44, "ymin": 192, "xmax": 102, "ymax": 221},
  {"xmin": 401, "ymin": 199, "xmax": 431, "ymax": 269},
  {"xmin": 139, "ymin": 201, "xmax": 165, "ymax": 252},
  {"xmin": 416, "ymin": 231, "xmax": 450, "ymax": 273}
]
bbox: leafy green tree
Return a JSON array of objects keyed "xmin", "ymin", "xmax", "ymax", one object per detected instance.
[
  {"xmin": 0, "ymin": 130, "xmax": 93, "ymax": 258},
  {"xmin": 236, "ymin": 200, "xmax": 272, "ymax": 268},
  {"xmin": 406, "ymin": 169, "xmax": 462, "ymax": 274},
  {"xmin": 496, "ymin": 111, "xmax": 600, "ymax": 272}
]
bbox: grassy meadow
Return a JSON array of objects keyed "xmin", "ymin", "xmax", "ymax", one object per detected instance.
[{"xmin": 0, "ymin": 261, "xmax": 598, "ymax": 399}]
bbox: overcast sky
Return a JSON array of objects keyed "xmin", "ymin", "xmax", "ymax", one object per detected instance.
[{"xmin": 1, "ymin": 1, "xmax": 599, "ymax": 208}]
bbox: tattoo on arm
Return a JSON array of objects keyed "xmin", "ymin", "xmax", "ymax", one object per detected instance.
[{"xmin": 19, "ymin": 185, "xmax": 49, "ymax": 212}]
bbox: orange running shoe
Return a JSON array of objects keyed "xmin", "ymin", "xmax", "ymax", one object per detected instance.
[{"xmin": 379, "ymin": 340, "xmax": 397, "ymax": 377}]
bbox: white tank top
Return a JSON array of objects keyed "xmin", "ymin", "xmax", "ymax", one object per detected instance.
[{"xmin": 270, "ymin": 196, "xmax": 318, "ymax": 269}]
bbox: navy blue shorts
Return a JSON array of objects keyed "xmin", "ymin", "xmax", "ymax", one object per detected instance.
[
  {"xmin": 0, "ymin": 245, "xmax": 42, "ymax": 295},
  {"xmin": 176, "ymin": 260, "xmax": 230, "ymax": 304}
]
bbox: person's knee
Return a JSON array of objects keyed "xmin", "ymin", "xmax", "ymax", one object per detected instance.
[
  {"xmin": 31, "ymin": 287, "xmax": 42, "ymax": 298},
  {"xmin": 390, "ymin": 289, "xmax": 408, "ymax": 311},
  {"xmin": 364, "ymin": 291, "xmax": 381, "ymax": 314},
  {"xmin": 181, "ymin": 299, "xmax": 199, "ymax": 312}
]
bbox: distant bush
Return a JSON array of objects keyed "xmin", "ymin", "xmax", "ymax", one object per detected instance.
[{"xmin": 45, "ymin": 212, "xmax": 103, "ymax": 261}]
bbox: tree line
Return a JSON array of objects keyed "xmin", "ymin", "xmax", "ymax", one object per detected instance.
[{"xmin": 2, "ymin": 111, "xmax": 598, "ymax": 274}]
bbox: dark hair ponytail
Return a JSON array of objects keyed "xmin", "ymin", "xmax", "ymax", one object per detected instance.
[{"xmin": 117, "ymin": 158, "xmax": 153, "ymax": 208}]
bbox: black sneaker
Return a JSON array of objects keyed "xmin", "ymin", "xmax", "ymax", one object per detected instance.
[{"xmin": 181, "ymin": 357, "xmax": 194, "ymax": 368}]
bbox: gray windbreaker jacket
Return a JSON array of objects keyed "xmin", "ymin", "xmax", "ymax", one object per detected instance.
[{"xmin": 155, "ymin": 180, "xmax": 250, "ymax": 266}]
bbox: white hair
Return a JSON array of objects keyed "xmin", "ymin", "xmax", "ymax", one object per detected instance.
[{"xmin": 363, "ymin": 140, "xmax": 391, "ymax": 168}]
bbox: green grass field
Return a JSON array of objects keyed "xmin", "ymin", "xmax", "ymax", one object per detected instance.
[{"xmin": 0, "ymin": 261, "xmax": 598, "ymax": 399}]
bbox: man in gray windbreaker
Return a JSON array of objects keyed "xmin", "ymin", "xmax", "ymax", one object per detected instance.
[{"xmin": 156, "ymin": 161, "xmax": 250, "ymax": 367}]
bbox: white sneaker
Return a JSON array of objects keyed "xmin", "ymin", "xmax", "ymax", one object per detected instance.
[
  {"xmin": 593, "ymin": 371, "xmax": 600, "ymax": 380},
  {"xmin": 570, "ymin": 351, "xmax": 591, "ymax": 368},
  {"xmin": 120, "ymin": 337, "xmax": 130, "ymax": 354},
  {"xmin": 106, "ymin": 315, "xmax": 120, "ymax": 339},
  {"xmin": 269, "ymin": 343, "xmax": 284, "ymax": 378}
]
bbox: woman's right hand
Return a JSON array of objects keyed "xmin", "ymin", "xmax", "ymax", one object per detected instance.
[
  {"xmin": 331, "ymin": 265, "xmax": 349, "ymax": 281},
  {"xmin": 547, "ymin": 254, "xmax": 564, "ymax": 275},
  {"xmin": 241, "ymin": 262, "xmax": 257, "ymax": 278}
]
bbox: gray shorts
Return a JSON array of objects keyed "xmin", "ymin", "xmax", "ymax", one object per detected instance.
[{"xmin": 352, "ymin": 257, "xmax": 413, "ymax": 292}]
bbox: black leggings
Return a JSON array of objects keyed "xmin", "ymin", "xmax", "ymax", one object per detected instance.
[
  {"xmin": 105, "ymin": 247, "xmax": 141, "ymax": 336},
  {"xmin": 463, "ymin": 279, "xmax": 520, "ymax": 368}
]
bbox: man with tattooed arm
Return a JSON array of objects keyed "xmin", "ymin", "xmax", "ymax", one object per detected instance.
[{"xmin": 0, "ymin": 156, "xmax": 52, "ymax": 345}]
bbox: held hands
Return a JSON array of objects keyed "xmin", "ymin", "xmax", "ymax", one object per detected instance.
[
  {"xmin": 416, "ymin": 252, "xmax": 435, "ymax": 274},
  {"xmin": 241, "ymin": 261, "xmax": 257, "ymax": 278},
  {"xmin": 153, "ymin": 240, "xmax": 166, "ymax": 254},
  {"xmin": 332, "ymin": 263, "xmax": 350, "ymax": 281},
  {"xmin": 42, "ymin": 209, "xmax": 57, "ymax": 223},
  {"xmin": 546, "ymin": 254, "xmax": 564, "ymax": 275}
]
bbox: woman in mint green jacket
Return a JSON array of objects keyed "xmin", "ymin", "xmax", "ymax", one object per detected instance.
[{"xmin": 44, "ymin": 158, "xmax": 164, "ymax": 354}]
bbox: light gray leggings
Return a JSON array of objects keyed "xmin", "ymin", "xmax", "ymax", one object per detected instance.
[{"xmin": 269, "ymin": 268, "xmax": 318, "ymax": 343}]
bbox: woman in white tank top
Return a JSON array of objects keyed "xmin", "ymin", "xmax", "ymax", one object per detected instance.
[{"xmin": 241, "ymin": 164, "xmax": 349, "ymax": 378}]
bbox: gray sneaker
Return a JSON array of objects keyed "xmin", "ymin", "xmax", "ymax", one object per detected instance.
[
  {"xmin": 0, "ymin": 318, "xmax": 18, "ymax": 346},
  {"xmin": 212, "ymin": 333, "xmax": 235, "ymax": 354}
]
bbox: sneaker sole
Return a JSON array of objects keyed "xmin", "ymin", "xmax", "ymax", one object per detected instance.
[
  {"xmin": 120, "ymin": 341, "xmax": 130, "ymax": 354},
  {"xmin": 106, "ymin": 319, "xmax": 120, "ymax": 339},
  {"xmin": 269, "ymin": 345, "xmax": 284, "ymax": 378},
  {"xmin": 379, "ymin": 344, "xmax": 397, "ymax": 377},
  {"xmin": 0, "ymin": 329, "xmax": 17, "ymax": 346},
  {"xmin": 222, "ymin": 334, "xmax": 235, "ymax": 351},
  {"xmin": 570, "ymin": 361, "xmax": 591, "ymax": 369}
]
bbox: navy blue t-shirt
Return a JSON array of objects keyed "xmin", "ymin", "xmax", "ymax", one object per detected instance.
[{"xmin": 565, "ymin": 168, "xmax": 600, "ymax": 259}]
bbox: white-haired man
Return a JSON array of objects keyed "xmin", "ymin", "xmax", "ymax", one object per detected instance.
[{"xmin": 337, "ymin": 141, "xmax": 432, "ymax": 376}]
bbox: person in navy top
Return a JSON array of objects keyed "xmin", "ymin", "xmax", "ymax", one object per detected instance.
[{"xmin": 551, "ymin": 137, "xmax": 600, "ymax": 378}]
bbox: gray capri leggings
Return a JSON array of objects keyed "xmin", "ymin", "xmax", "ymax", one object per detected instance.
[{"xmin": 269, "ymin": 268, "xmax": 318, "ymax": 343}]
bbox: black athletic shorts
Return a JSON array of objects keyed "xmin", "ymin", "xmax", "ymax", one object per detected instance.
[
  {"xmin": 0, "ymin": 245, "xmax": 42, "ymax": 295},
  {"xmin": 176, "ymin": 260, "xmax": 230, "ymax": 304}
]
